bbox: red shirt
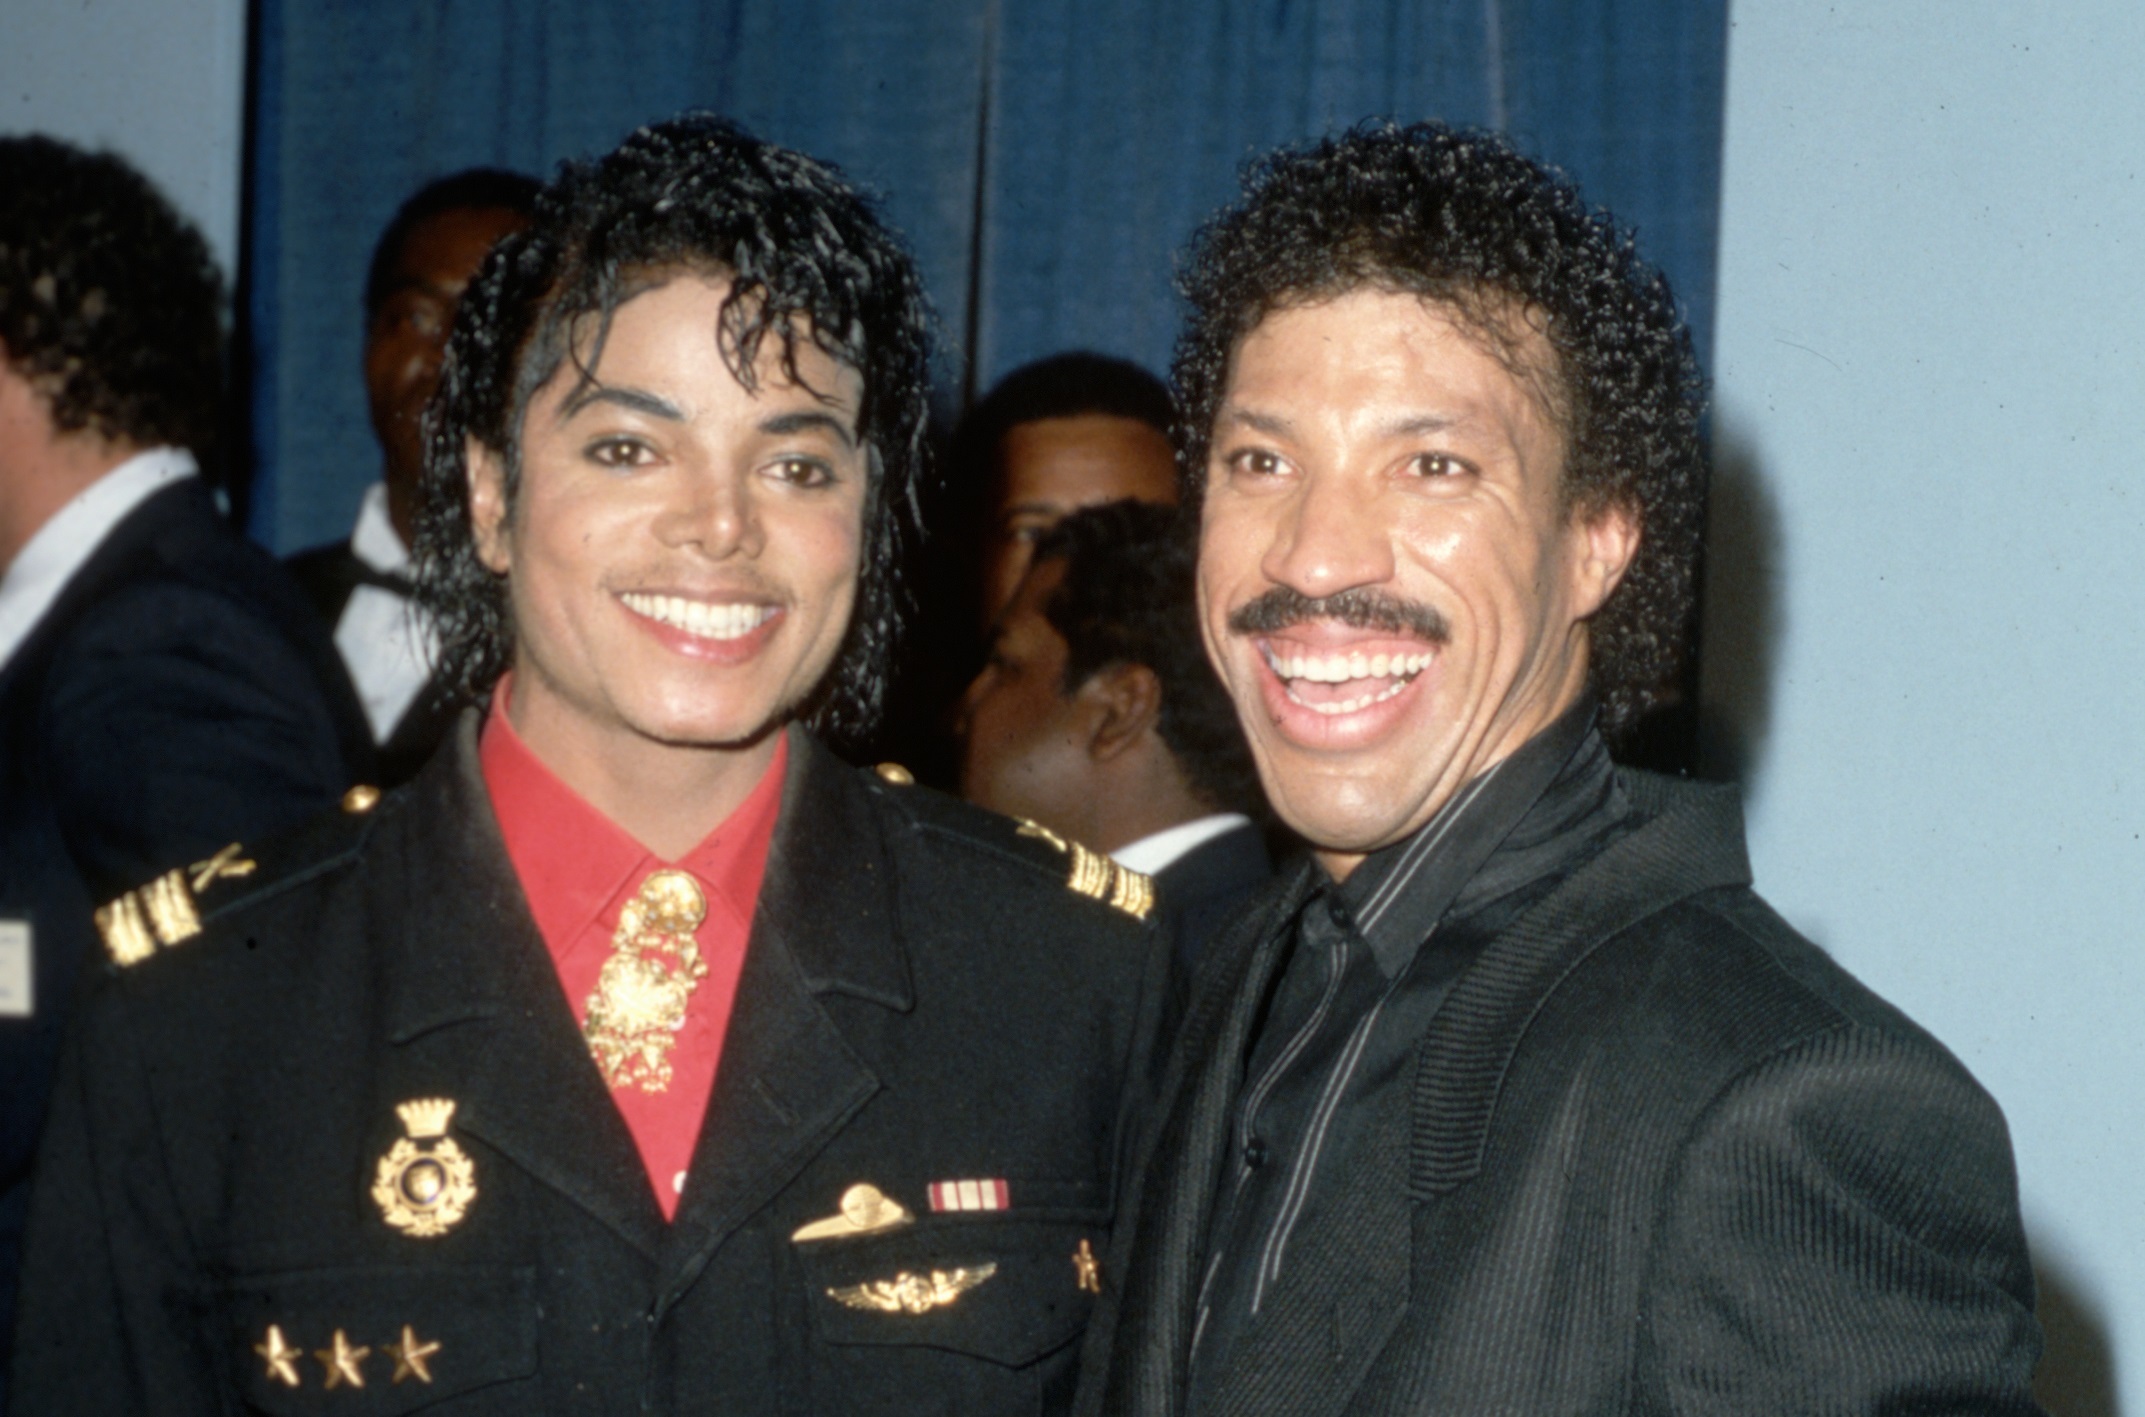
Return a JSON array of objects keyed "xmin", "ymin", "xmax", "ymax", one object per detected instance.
[{"xmin": 480, "ymin": 690, "xmax": 786, "ymax": 1220}]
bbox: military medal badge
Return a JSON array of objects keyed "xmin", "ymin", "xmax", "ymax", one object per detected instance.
[{"xmin": 372, "ymin": 1098, "xmax": 476, "ymax": 1237}]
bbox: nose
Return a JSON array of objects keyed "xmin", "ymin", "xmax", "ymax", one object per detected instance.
[
  {"xmin": 654, "ymin": 466, "xmax": 764, "ymax": 560},
  {"xmin": 1258, "ymin": 471, "xmax": 1394, "ymax": 599}
]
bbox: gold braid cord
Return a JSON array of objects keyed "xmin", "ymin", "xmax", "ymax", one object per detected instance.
[
  {"xmin": 582, "ymin": 870, "xmax": 709, "ymax": 1092},
  {"xmin": 1016, "ymin": 821, "xmax": 1156, "ymax": 922}
]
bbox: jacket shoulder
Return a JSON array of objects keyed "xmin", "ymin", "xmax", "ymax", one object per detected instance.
[
  {"xmin": 857, "ymin": 761, "xmax": 1158, "ymax": 925},
  {"xmin": 90, "ymin": 782, "xmax": 388, "ymax": 970}
]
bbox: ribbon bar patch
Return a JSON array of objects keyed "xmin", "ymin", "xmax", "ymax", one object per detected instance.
[{"xmin": 928, "ymin": 1178, "xmax": 1009, "ymax": 1212}]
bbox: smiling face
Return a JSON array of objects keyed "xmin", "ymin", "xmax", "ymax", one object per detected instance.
[
  {"xmin": 1198, "ymin": 287, "xmax": 1637, "ymax": 877},
  {"xmin": 470, "ymin": 271, "xmax": 868, "ymax": 786}
]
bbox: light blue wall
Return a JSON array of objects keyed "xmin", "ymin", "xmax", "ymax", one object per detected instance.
[
  {"xmin": 0, "ymin": 0, "xmax": 247, "ymax": 275},
  {"xmin": 1710, "ymin": 2, "xmax": 2144, "ymax": 1407}
]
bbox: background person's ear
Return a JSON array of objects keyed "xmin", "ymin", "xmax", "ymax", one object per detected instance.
[{"xmin": 1077, "ymin": 662, "xmax": 1163, "ymax": 763}]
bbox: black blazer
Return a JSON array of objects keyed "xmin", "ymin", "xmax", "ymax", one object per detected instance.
[
  {"xmin": 286, "ymin": 537, "xmax": 461, "ymax": 787},
  {"xmin": 13, "ymin": 723, "xmax": 1170, "ymax": 1415},
  {"xmin": 1076, "ymin": 772, "xmax": 2045, "ymax": 1416},
  {"xmin": 0, "ymin": 480, "xmax": 369, "ymax": 1386}
]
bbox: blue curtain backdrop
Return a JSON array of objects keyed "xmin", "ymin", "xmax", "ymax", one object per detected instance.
[{"xmin": 247, "ymin": 0, "xmax": 1726, "ymax": 553}]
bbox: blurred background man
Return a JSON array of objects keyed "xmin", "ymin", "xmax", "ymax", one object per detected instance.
[
  {"xmin": 287, "ymin": 168, "xmax": 538, "ymax": 785},
  {"xmin": 960, "ymin": 499, "xmax": 1269, "ymax": 975},
  {"xmin": 956, "ymin": 351, "xmax": 1179, "ymax": 631},
  {"xmin": 887, "ymin": 351, "xmax": 1182, "ymax": 783},
  {"xmin": 0, "ymin": 134, "xmax": 368, "ymax": 1404}
]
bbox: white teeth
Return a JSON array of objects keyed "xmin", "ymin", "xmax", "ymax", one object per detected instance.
[
  {"xmin": 1285, "ymin": 676, "xmax": 1415, "ymax": 715},
  {"xmin": 620, "ymin": 592, "xmax": 776, "ymax": 640},
  {"xmin": 1262, "ymin": 647, "xmax": 1435, "ymax": 684}
]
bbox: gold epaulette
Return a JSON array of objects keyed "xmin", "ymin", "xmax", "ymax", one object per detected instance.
[
  {"xmin": 1015, "ymin": 821, "xmax": 1156, "ymax": 922},
  {"xmin": 94, "ymin": 843, "xmax": 259, "ymax": 967}
]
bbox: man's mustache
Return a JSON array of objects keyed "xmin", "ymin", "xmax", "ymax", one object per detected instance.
[{"xmin": 1226, "ymin": 586, "xmax": 1450, "ymax": 643}]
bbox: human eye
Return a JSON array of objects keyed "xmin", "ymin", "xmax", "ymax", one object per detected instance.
[
  {"xmin": 765, "ymin": 455, "xmax": 837, "ymax": 489},
  {"xmin": 1222, "ymin": 447, "xmax": 1290, "ymax": 481},
  {"xmin": 584, "ymin": 435, "xmax": 657, "ymax": 469},
  {"xmin": 1406, "ymin": 451, "xmax": 1475, "ymax": 480}
]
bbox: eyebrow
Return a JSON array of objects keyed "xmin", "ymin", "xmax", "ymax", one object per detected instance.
[
  {"xmin": 558, "ymin": 385, "xmax": 685, "ymax": 421},
  {"xmin": 1217, "ymin": 407, "xmax": 1466, "ymax": 440},
  {"xmin": 758, "ymin": 408, "xmax": 858, "ymax": 448},
  {"xmin": 1218, "ymin": 407, "xmax": 1293, "ymax": 438}
]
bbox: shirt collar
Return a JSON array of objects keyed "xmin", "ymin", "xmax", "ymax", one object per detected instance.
[
  {"xmin": 349, "ymin": 481, "xmax": 411, "ymax": 577},
  {"xmin": 0, "ymin": 446, "xmax": 196, "ymax": 672},
  {"xmin": 1112, "ymin": 813, "xmax": 1255, "ymax": 876},
  {"xmin": 1329, "ymin": 697, "xmax": 1602, "ymax": 978},
  {"xmin": 477, "ymin": 677, "xmax": 789, "ymax": 960}
]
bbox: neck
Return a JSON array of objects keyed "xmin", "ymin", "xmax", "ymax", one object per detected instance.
[
  {"xmin": 0, "ymin": 385, "xmax": 140, "ymax": 572},
  {"xmin": 1086, "ymin": 744, "xmax": 1218, "ymax": 857},
  {"xmin": 0, "ymin": 430, "xmax": 140, "ymax": 570},
  {"xmin": 382, "ymin": 468, "xmax": 419, "ymax": 549},
  {"xmin": 506, "ymin": 690, "xmax": 784, "ymax": 861}
]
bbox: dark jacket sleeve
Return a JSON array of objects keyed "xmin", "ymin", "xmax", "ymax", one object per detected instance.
[
  {"xmin": 11, "ymin": 981, "xmax": 221, "ymax": 1417},
  {"xmin": 1640, "ymin": 1023, "xmax": 2045, "ymax": 1414},
  {"xmin": 38, "ymin": 578, "xmax": 354, "ymax": 895}
]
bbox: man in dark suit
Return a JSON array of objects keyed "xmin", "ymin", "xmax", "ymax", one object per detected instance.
[
  {"xmin": 959, "ymin": 499, "xmax": 1269, "ymax": 977},
  {"xmin": 0, "ymin": 135, "xmax": 371, "ymax": 1405},
  {"xmin": 1074, "ymin": 124, "xmax": 2046, "ymax": 1414},
  {"xmin": 287, "ymin": 168, "xmax": 539, "ymax": 786},
  {"xmin": 13, "ymin": 116, "xmax": 1168, "ymax": 1416}
]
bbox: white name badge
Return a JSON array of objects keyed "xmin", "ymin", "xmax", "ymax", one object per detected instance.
[{"xmin": 0, "ymin": 918, "xmax": 29, "ymax": 1018}]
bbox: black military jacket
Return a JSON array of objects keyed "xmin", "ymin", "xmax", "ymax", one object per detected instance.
[{"xmin": 13, "ymin": 722, "xmax": 1169, "ymax": 1415}]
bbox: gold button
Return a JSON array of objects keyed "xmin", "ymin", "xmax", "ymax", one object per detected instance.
[
  {"xmin": 874, "ymin": 763, "xmax": 914, "ymax": 786},
  {"xmin": 342, "ymin": 784, "xmax": 382, "ymax": 814}
]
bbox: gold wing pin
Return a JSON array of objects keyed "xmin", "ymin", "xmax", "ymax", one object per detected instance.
[
  {"xmin": 792, "ymin": 1182, "xmax": 914, "ymax": 1242},
  {"xmin": 828, "ymin": 1262, "xmax": 998, "ymax": 1314},
  {"xmin": 1016, "ymin": 820, "xmax": 1155, "ymax": 921}
]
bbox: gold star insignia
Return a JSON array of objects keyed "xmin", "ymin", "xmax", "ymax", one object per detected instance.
[
  {"xmin": 315, "ymin": 1328, "xmax": 369, "ymax": 1389},
  {"xmin": 253, "ymin": 1323, "xmax": 302, "ymax": 1387},
  {"xmin": 1074, "ymin": 1237, "xmax": 1103, "ymax": 1294},
  {"xmin": 383, "ymin": 1324, "xmax": 441, "ymax": 1384}
]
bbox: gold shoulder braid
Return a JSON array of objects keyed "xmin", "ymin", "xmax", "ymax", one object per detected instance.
[
  {"xmin": 1015, "ymin": 821, "xmax": 1155, "ymax": 921},
  {"xmin": 96, "ymin": 843, "xmax": 258, "ymax": 966},
  {"xmin": 583, "ymin": 869, "xmax": 709, "ymax": 1092}
]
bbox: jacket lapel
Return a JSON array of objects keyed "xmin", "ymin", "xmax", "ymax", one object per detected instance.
[
  {"xmin": 652, "ymin": 730, "xmax": 899, "ymax": 1310},
  {"xmin": 1408, "ymin": 771, "xmax": 1754, "ymax": 1198},
  {"xmin": 378, "ymin": 717, "xmax": 667, "ymax": 1259},
  {"xmin": 1100, "ymin": 862, "xmax": 1319, "ymax": 1415}
]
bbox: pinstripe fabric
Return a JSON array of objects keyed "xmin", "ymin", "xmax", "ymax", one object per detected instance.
[{"xmin": 1074, "ymin": 771, "xmax": 2045, "ymax": 1417}]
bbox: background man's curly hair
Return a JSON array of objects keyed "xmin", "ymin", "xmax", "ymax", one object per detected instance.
[
  {"xmin": 414, "ymin": 114, "xmax": 934, "ymax": 747},
  {"xmin": 0, "ymin": 135, "xmax": 224, "ymax": 459},
  {"xmin": 1031, "ymin": 500, "xmax": 1263, "ymax": 816},
  {"xmin": 1172, "ymin": 121, "xmax": 1708, "ymax": 745}
]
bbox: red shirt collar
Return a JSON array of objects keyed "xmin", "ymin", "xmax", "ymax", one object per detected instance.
[{"xmin": 478, "ymin": 679, "xmax": 788, "ymax": 962}]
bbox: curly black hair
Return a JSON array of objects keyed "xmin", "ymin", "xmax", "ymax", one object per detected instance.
[
  {"xmin": 364, "ymin": 168, "xmax": 541, "ymax": 320},
  {"xmin": 1031, "ymin": 500, "xmax": 1262, "ymax": 816},
  {"xmin": 414, "ymin": 114, "xmax": 935, "ymax": 746},
  {"xmin": 1172, "ymin": 122, "xmax": 1707, "ymax": 743},
  {"xmin": 0, "ymin": 135, "xmax": 223, "ymax": 457}
]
